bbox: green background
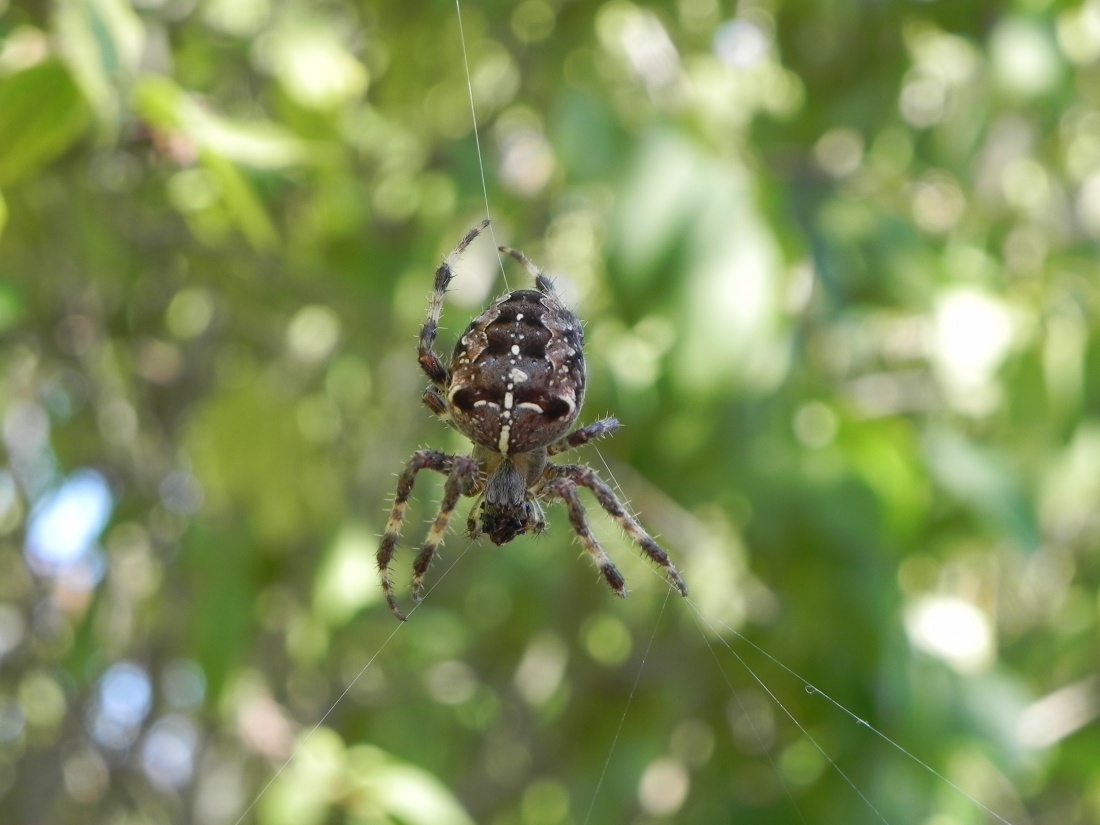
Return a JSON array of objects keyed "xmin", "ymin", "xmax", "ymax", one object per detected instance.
[{"xmin": 1, "ymin": 0, "xmax": 1098, "ymax": 823}]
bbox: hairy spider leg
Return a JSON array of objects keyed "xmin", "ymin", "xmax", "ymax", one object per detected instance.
[
  {"xmin": 498, "ymin": 245, "xmax": 557, "ymax": 298},
  {"xmin": 377, "ymin": 449, "xmax": 457, "ymax": 621},
  {"xmin": 548, "ymin": 464, "xmax": 689, "ymax": 597},
  {"xmin": 547, "ymin": 417, "xmax": 621, "ymax": 456},
  {"xmin": 422, "ymin": 385, "xmax": 449, "ymax": 423},
  {"xmin": 465, "ymin": 500, "xmax": 480, "ymax": 538},
  {"xmin": 545, "ymin": 477, "xmax": 627, "ymax": 597},
  {"xmin": 418, "ymin": 219, "xmax": 491, "ymax": 388},
  {"xmin": 411, "ymin": 456, "xmax": 479, "ymax": 604}
]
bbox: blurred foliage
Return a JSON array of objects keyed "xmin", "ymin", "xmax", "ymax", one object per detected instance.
[{"xmin": 1, "ymin": 0, "xmax": 1099, "ymax": 823}]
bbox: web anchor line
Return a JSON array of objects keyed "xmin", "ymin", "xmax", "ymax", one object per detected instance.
[
  {"xmin": 230, "ymin": 542, "xmax": 473, "ymax": 825},
  {"xmin": 684, "ymin": 596, "xmax": 1021, "ymax": 825},
  {"xmin": 453, "ymin": 0, "xmax": 509, "ymax": 290},
  {"xmin": 581, "ymin": 588, "xmax": 672, "ymax": 825}
]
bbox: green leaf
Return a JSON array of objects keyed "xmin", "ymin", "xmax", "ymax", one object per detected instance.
[
  {"xmin": 346, "ymin": 746, "xmax": 479, "ymax": 825},
  {"xmin": 0, "ymin": 62, "xmax": 90, "ymax": 187},
  {"xmin": 312, "ymin": 523, "xmax": 383, "ymax": 627},
  {"xmin": 135, "ymin": 75, "xmax": 310, "ymax": 168},
  {"xmin": 0, "ymin": 282, "xmax": 25, "ymax": 333},
  {"xmin": 134, "ymin": 75, "xmax": 308, "ymax": 249},
  {"xmin": 924, "ymin": 428, "xmax": 1040, "ymax": 552},
  {"xmin": 201, "ymin": 150, "xmax": 279, "ymax": 252},
  {"xmin": 185, "ymin": 378, "xmax": 340, "ymax": 543},
  {"xmin": 53, "ymin": 0, "xmax": 145, "ymax": 135}
]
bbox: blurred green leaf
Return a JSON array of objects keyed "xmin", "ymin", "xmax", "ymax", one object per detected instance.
[
  {"xmin": 185, "ymin": 378, "xmax": 341, "ymax": 545},
  {"xmin": 313, "ymin": 522, "xmax": 383, "ymax": 628},
  {"xmin": 0, "ymin": 282, "xmax": 24, "ymax": 333},
  {"xmin": 135, "ymin": 75, "xmax": 306, "ymax": 248},
  {"xmin": 259, "ymin": 727, "xmax": 345, "ymax": 825},
  {"xmin": 924, "ymin": 428, "xmax": 1040, "ymax": 551},
  {"xmin": 184, "ymin": 524, "xmax": 256, "ymax": 701},
  {"xmin": 135, "ymin": 75, "xmax": 311, "ymax": 168},
  {"xmin": 346, "ymin": 746, "xmax": 478, "ymax": 825},
  {"xmin": 53, "ymin": 0, "xmax": 145, "ymax": 135},
  {"xmin": 201, "ymin": 149, "xmax": 279, "ymax": 251},
  {"xmin": 0, "ymin": 61, "xmax": 89, "ymax": 187}
]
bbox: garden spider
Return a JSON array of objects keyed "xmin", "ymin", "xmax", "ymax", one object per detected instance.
[{"xmin": 377, "ymin": 220, "xmax": 688, "ymax": 620}]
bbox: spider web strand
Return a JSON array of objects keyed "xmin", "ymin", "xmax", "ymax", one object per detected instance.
[
  {"xmin": 453, "ymin": 0, "xmax": 510, "ymax": 289},
  {"xmin": 686, "ymin": 599, "xmax": 889, "ymax": 825},
  {"xmin": 581, "ymin": 588, "xmax": 671, "ymax": 825},
  {"xmin": 231, "ymin": 542, "xmax": 474, "ymax": 825},
  {"xmin": 685, "ymin": 597, "xmax": 1020, "ymax": 825}
]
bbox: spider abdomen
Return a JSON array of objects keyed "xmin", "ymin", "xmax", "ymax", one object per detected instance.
[{"xmin": 448, "ymin": 288, "xmax": 585, "ymax": 455}]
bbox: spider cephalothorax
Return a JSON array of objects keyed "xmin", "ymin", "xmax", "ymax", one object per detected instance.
[{"xmin": 377, "ymin": 220, "xmax": 687, "ymax": 620}]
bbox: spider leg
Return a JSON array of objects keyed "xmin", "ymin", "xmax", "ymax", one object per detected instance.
[
  {"xmin": 549, "ymin": 464, "xmax": 688, "ymax": 597},
  {"xmin": 498, "ymin": 245, "xmax": 558, "ymax": 298},
  {"xmin": 377, "ymin": 449, "xmax": 456, "ymax": 621},
  {"xmin": 419, "ymin": 219, "xmax": 490, "ymax": 386},
  {"xmin": 547, "ymin": 417, "xmax": 621, "ymax": 456},
  {"xmin": 466, "ymin": 498, "xmax": 483, "ymax": 538},
  {"xmin": 422, "ymin": 386, "xmax": 450, "ymax": 423},
  {"xmin": 545, "ymin": 477, "xmax": 626, "ymax": 597},
  {"xmin": 411, "ymin": 456, "xmax": 479, "ymax": 604}
]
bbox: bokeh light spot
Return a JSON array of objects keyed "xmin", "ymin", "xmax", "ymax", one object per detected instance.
[
  {"xmin": 991, "ymin": 18, "xmax": 1062, "ymax": 98},
  {"xmin": 89, "ymin": 661, "xmax": 152, "ymax": 749},
  {"xmin": 163, "ymin": 659, "xmax": 206, "ymax": 710},
  {"xmin": 814, "ymin": 127, "xmax": 864, "ymax": 177},
  {"xmin": 159, "ymin": 470, "xmax": 204, "ymax": 516},
  {"xmin": 714, "ymin": 19, "xmax": 769, "ymax": 69},
  {"xmin": 19, "ymin": 671, "xmax": 66, "ymax": 731},
  {"xmin": 521, "ymin": 778, "xmax": 570, "ymax": 825},
  {"xmin": 166, "ymin": 288, "xmax": 215, "ymax": 340},
  {"xmin": 514, "ymin": 632, "xmax": 567, "ymax": 706},
  {"xmin": 425, "ymin": 661, "xmax": 478, "ymax": 706},
  {"xmin": 793, "ymin": 401, "xmax": 838, "ymax": 449},
  {"xmin": 1076, "ymin": 171, "xmax": 1100, "ymax": 236},
  {"xmin": 669, "ymin": 718, "xmax": 715, "ymax": 767},
  {"xmin": 905, "ymin": 595, "xmax": 994, "ymax": 673},
  {"xmin": 511, "ymin": 0, "xmax": 556, "ymax": 44},
  {"xmin": 287, "ymin": 305, "xmax": 341, "ymax": 364},
  {"xmin": 779, "ymin": 739, "xmax": 826, "ymax": 786},
  {"xmin": 582, "ymin": 612, "xmax": 633, "ymax": 665},
  {"xmin": 62, "ymin": 747, "xmax": 109, "ymax": 804},
  {"xmin": 932, "ymin": 289, "xmax": 1014, "ymax": 414},
  {"xmin": 142, "ymin": 714, "xmax": 200, "ymax": 789},
  {"xmin": 911, "ymin": 172, "xmax": 966, "ymax": 233},
  {"xmin": 637, "ymin": 756, "xmax": 690, "ymax": 816},
  {"xmin": 900, "ymin": 71, "xmax": 946, "ymax": 128},
  {"xmin": 25, "ymin": 470, "xmax": 112, "ymax": 582}
]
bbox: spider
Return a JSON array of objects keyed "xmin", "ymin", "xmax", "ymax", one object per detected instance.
[{"xmin": 377, "ymin": 220, "xmax": 688, "ymax": 620}]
